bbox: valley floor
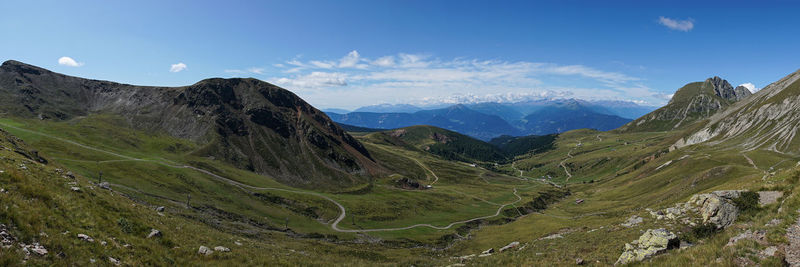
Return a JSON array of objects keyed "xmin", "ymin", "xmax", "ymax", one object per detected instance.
[{"xmin": 1, "ymin": 116, "xmax": 799, "ymax": 266}]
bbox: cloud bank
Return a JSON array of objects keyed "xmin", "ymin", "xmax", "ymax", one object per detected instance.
[{"xmin": 261, "ymin": 51, "xmax": 665, "ymax": 109}]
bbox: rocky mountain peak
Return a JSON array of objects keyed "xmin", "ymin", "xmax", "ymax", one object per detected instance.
[
  {"xmin": 704, "ymin": 76, "xmax": 750, "ymax": 102},
  {"xmin": 733, "ymin": 85, "xmax": 754, "ymax": 100}
]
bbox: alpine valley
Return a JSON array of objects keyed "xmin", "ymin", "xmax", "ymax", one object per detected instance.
[{"xmin": 1, "ymin": 57, "xmax": 800, "ymax": 266}]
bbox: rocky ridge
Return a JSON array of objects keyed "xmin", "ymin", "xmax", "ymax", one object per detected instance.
[{"xmin": 618, "ymin": 76, "xmax": 751, "ymax": 132}]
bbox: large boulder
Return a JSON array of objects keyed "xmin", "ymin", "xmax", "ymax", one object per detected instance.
[
  {"xmin": 616, "ymin": 229, "xmax": 679, "ymax": 265},
  {"xmin": 689, "ymin": 191, "xmax": 740, "ymax": 229}
]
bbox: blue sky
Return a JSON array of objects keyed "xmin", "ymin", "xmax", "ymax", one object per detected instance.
[{"xmin": 2, "ymin": 0, "xmax": 799, "ymax": 109}]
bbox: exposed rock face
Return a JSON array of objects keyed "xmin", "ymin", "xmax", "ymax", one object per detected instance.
[
  {"xmin": 708, "ymin": 76, "xmax": 751, "ymax": 101},
  {"xmin": 689, "ymin": 191, "xmax": 741, "ymax": 229},
  {"xmin": 616, "ymin": 229, "xmax": 679, "ymax": 265},
  {"xmin": 619, "ymin": 76, "xmax": 751, "ymax": 132},
  {"xmin": 0, "ymin": 60, "xmax": 385, "ymax": 188},
  {"xmin": 677, "ymin": 69, "xmax": 800, "ymax": 153}
]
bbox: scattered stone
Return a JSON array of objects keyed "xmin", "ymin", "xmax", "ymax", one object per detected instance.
[
  {"xmin": 766, "ymin": 219, "xmax": 782, "ymax": 227},
  {"xmin": 481, "ymin": 248, "xmax": 494, "ymax": 255},
  {"xmin": 98, "ymin": 182, "xmax": 111, "ymax": 190},
  {"xmin": 155, "ymin": 206, "xmax": 165, "ymax": 212},
  {"xmin": 21, "ymin": 242, "xmax": 48, "ymax": 257},
  {"xmin": 758, "ymin": 191, "xmax": 783, "ymax": 206},
  {"xmin": 90, "ymin": 259, "xmax": 96, "ymax": 263},
  {"xmin": 664, "ymin": 207, "xmax": 683, "ymax": 220},
  {"xmin": 541, "ymin": 233, "xmax": 563, "ymax": 240},
  {"xmin": 575, "ymin": 258, "xmax": 584, "ymax": 265},
  {"xmin": 77, "ymin": 233, "xmax": 94, "ymax": 242},
  {"xmin": 575, "ymin": 199, "xmax": 584, "ymax": 204},
  {"xmin": 65, "ymin": 171, "xmax": 75, "ymax": 178},
  {"xmin": 649, "ymin": 209, "xmax": 666, "ymax": 220},
  {"xmin": 147, "ymin": 229, "xmax": 162, "ymax": 239},
  {"xmin": 679, "ymin": 240, "xmax": 694, "ymax": 249},
  {"xmin": 498, "ymin": 241, "xmax": 519, "ymax": 252},
  {"xmin": 70, "ymin": 187, "xmax": 81, "ymax": 192},
  {"xmin": 726, "ymin": 230, "xmax": 767, "ymax": 247},
  {"xmin": 101, "ymin": 241, "xmax": 107, "ymax": 246},
  {"xmin": 108, "ymin": 257, "xmax": 120, "ymax": 266},
  {"xmin": 198, "ymin": 246, "xmax": 213, "ymax": 256},
  {"xmin": 214, "ymin": 246, "xmax": 230, "ymax": 252},
  {"xmin": 615, "ymin": 229, "xmax": 679, "ymax": 265},
  {"xmin": 478, "ymin": 253, "xmax": 492, "ymax": 257},
  {"xmin": 234, "ymin": 241, "xmax": 242, "ymax": 246},
  {"xmin": 455, "ymin": 254, "xmax": 476, "ymax": 261},
  {"xmin": 622, "ymin": 215, "xmax": 643, "ymax": 227},
  {"xmin": 761, "ymin": 246, "xmax": 778, "ymax": 257},
  {"xmin": 1, "ymin": 224, "xmax": 16, "ymax": 247}
]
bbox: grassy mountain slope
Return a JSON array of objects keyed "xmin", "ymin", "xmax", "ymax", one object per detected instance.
[
  {"xmin": 0, "ymin": 60, "xmax": 383, "ymax": 189},
  {"xmin": 363, "ymin": 125, "xmax": 508, "ymax": 163}
]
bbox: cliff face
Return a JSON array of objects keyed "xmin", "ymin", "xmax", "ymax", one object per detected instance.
[
  {"xmin": 0, "ymin": 60, "xmax": 384, "ymax": 188},
  {"xmin": 617, "ymin": 76, "xmax": 751, "ymax": 132}
]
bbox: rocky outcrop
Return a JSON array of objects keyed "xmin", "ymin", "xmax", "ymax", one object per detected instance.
[
  {"xmin": 648, "ymin": 190, "xmax": 744, "ymax": 230},
  {"xmin": 616, "ymin": 229, "xmax": 679, "ymax": 265},
  {"xmin": 689, "ymin": 191, "xmax": 741, "ymax": 229}
]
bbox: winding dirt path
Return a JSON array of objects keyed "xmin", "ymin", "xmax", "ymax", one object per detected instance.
[{"xmin": 0, "ymin": 123, "xmax": 525, "ymax": 233}]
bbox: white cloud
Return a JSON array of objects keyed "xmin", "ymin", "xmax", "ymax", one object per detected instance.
[
  {"xmin": 170, "ymin": 62, "xmax": 187, "ymax": 73},
  {"xmin": 58, "ymin": 56, "xmax": 83, "ymax": 67},
  {"xmin": 338, "ymin": 50, "xmax": 368, "ymax": 69},
  {"xmin": 310, "ymin": 60, "xmax": 335, "ymax": 69},
  {"xmin": 270, "ymin": 51, "xmax": 666, "ymax": 109},
  {"xmin": 658, "ymin": 16, "xmax": 694, "ymax": 32},
  {"xmin": 247, "ymin": 67, "xmax": 265, "ymax": 74},
  {"xmin": 371, "ymin": 56, "xmax": 395, "ymax": 67},
  {"xmin": 739, "ymin": 82, "xmax": 759, "ymax": 93},
  {"xmin": 338, "ymin": 50, "xmax": 360, "ymax": 68}
]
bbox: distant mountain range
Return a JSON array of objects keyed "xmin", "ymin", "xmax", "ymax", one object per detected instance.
[{"xmin": 325, "ymin": 99, "xmax": 652, "ymax": 140}]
